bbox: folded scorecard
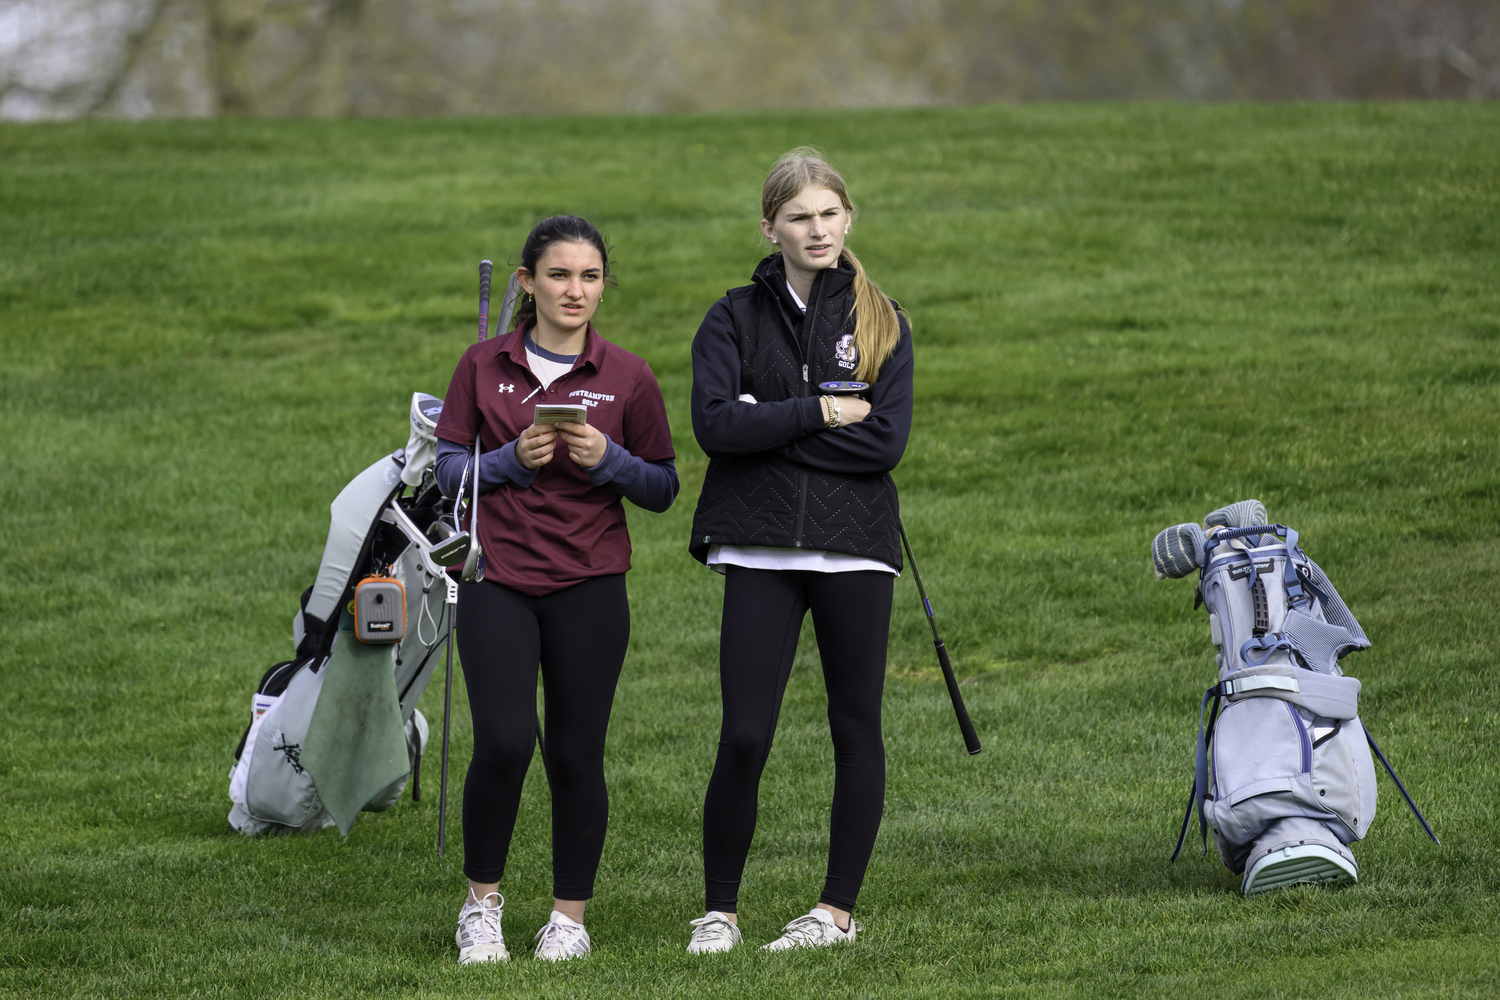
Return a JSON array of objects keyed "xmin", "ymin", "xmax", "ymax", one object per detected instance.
[{"xmin": 533, "ymin": 403, "xmax": 588, "ymax": 425}]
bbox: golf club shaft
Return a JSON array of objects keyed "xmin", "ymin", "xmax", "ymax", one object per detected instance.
[
  {"xmin": 899, "ymin": 516, "xmax": 982, "ymax": 755},
  {"xmin": 442, "ymin": 260, "xmax": 493, "ymax": 851},
  {"xmin": 438, "ymin": 598, "xmax": 454, "ymax": 856},
  {"xmin": 463, "ymin": 263, "xmax": 492, "ymax": 582}
]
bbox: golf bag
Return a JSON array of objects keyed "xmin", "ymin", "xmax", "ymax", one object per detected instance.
[
  {"xmin": 1153, "ymin": 499, "xmax": 1437, "ymax": 894},
  {"xmin": 228, "ymin": 392, "xmax": 455, "ymax": 836}
]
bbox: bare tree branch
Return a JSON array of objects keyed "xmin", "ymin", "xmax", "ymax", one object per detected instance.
[{"xmin": 84, "ymin": 0, "xmax": 172, "ymax": 116}]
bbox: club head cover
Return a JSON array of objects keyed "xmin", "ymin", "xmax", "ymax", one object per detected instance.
[
  {"xmin": 1204, "ymin": 499, "xmax": 1267, "ymax": 531},
  {"xmin": 1152, "ymin": 522, "xmax": 1207, "ymax": 580}
]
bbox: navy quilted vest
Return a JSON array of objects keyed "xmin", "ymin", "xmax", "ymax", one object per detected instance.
[{"xmin": 688, "ymin": 260, "xmax": 903, "ymax": 570}]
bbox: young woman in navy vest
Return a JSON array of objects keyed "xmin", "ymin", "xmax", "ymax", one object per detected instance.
[
  {"xmin": 684, "ymin": 149, "xmax": 915, "ymax": 954},
  {"xmin": 434, "ymin": 216, "xmax": 678, "ymax": 965}
]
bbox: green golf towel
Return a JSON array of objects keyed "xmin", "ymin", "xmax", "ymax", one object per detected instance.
[{"xmin": 301, "ymin": 629, "xmax": 409, "ymax": 838}]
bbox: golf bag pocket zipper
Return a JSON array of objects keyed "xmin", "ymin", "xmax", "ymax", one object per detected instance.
[{"xmin": 1287, "ymin": 701, "xmax": 1312, "ymax": 774}]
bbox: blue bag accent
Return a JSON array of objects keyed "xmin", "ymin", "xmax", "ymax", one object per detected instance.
[
  {"xmin": 1239, "ymin": 636, "xmax": 1301, "ymax": 668},
  {"xmin": 1172, "ymin": 682, "xmax": 1222, "ymax": 863}
]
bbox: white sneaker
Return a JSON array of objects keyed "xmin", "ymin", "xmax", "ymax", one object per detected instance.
[
  {"xmin": 455, "ymin": 892, "xmax": 509, "ymax": 965},
  {"xmin": 761, "ymin": 906, "xmax": 858, "ymax": 952},
  {"xmin": 686, "ymin": 911, "xmax": 742, "ymax": 954},
  {"xmin": 533, "ymin": 910, "xmax": 591, "ymax": 961}
]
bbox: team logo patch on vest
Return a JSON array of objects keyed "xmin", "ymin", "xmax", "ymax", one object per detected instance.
[{"xmin": 836, "ymin": 334, "xmax": 857, "ymax": 370}]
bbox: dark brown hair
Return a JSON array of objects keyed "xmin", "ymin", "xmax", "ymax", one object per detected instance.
[{"xmin": 513, "ymin": 215, "xmax": 612, "ymax": 327}]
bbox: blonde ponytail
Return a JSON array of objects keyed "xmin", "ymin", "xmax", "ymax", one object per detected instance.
[
  {"xmin": 761, "ymin": 148, "xmax": 903, "ymax": 382},
  {"xmin": 842, "ymin": 248, "xmax": 902, "ymax": 382}
]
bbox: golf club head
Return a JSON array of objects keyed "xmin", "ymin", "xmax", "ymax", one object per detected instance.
[
  {"xmin": 430, "ymin": 531, "xmax": 471, "ymax": 566},
  {"xmin": 461, "ymin": 537, "xmax": 484, "ymax": 583},
  {"xmin": 426, "ymin": 516, "xmax": 470, "ymax": 565}
]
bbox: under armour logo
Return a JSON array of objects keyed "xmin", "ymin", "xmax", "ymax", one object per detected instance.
[{"xmin": 498, "ymin": 383, "xmax": 515, "ymax": 393}]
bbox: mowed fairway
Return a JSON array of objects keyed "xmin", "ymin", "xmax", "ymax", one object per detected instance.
[{"xmin": 2, "ymin": 105, "xmax": 1497, "ymax": 998}]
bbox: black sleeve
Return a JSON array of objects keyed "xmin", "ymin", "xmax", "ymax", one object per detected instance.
[
  {"xmin": 690, "ymin": 297, "xmax": 826, "ymax": 458},
  {"xmin": 778, "ymin": 311, "xmax": 914, "ymax": 475}
]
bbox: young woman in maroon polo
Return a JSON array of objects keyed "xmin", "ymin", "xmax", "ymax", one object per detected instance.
[{"xmin": 433, "ymin": 216, "xmax": 677, "ymax": 965}]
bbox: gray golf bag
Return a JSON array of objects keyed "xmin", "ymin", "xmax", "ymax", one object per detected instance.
[
  {"xmin": 1153, "ymin": 499, "xmax": 1437, "ymax": 894},
  {"xmin": 228, "ymin": 392, "xmax": 457, "ymax": 836}
]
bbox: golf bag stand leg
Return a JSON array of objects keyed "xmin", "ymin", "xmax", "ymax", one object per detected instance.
[{"xmin": 438, "ymin": 574, "xmax": 457, "ymax": 856}]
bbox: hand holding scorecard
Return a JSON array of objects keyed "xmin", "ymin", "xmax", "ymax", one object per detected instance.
[{"xmin": 534, "ymin": 404, "xmax": 588, "ymax": 426}]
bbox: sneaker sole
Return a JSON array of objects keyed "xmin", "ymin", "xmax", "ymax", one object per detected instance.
[
  {"xmin": 1244, "ymin": 847, "xmax": 1356, "ymax": 896},
  {"xmin": 761, "ymin": 933, "xmax": 856, "ymax": 952},
  {"xmin": 687, "ymin": 941, "xmax": 739, "ymax": 955}
]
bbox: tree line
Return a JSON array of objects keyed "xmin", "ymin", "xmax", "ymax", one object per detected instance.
[{"xmin": 2, "ymin": 0, "xmax": 1496, "ymax": 120}]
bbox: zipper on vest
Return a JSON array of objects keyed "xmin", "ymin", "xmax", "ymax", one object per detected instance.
[
  {"xmin": 793, "ymin": 469, "xmax": 809, "ymax": 546},
  {"xmin": 792, "ymin": 273, "xmax": 831, "ymax": 547}
]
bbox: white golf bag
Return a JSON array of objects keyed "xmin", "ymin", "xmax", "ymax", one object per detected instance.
[
  {"xmin": 1153, "ymin": 500, "xmax": 1437, "ymax": 894},
  {"xmin": 228, "ymin": 392, "xmax": 453, "ymax": 836}
]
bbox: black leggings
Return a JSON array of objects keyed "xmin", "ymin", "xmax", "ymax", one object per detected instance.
[
  {"xmin": 456, "ymin": 573, "xmax": 629, "ymax": 898},
  {"xmin": 703, "ymin": 566, "xmax": 893, "ymax": 913}
]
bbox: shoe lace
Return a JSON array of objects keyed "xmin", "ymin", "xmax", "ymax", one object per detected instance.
[
  {"xmin": 534, "ymin": 918, "xmax": 584, "ymax": 954},
  {"xmin": 689, "ymin": 914, "xmax": 736, "ymax": 942},
  {"xmin": 461, "ymin": 893, "xmax": 504, "ymax": 944},
  {"xmin": 777, "ymin": 914, "xmax": 830, "ymax": 945}
]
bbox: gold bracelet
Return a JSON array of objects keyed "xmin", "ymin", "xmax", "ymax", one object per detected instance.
[{"xmin": 824, "ymin": 394, "xmax": 840, "ymax": 429}]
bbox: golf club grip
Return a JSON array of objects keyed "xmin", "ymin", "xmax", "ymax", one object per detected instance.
[
  {"xmin": 935, "ymin": 639, "xmax": 982, "ymax": 755},
  {"xmin": 478, "ymin": 260, "xmax": 493, "ymax": 339}
]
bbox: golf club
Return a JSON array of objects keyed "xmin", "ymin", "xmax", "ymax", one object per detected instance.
[
  {"xmin": 459, "ymin": 261, "xmax": 494, "ymax": 584},
  {"xmin": 899, "ymin": 515, "xmax": 982, "ymax": 755},
  {"xmin": 459, "ymin": 271, "xmax": 522, "ymax": 584},
  {"xmin": 439, "ymin": 258, "xmax": 496, "ymax": 856},
  {"xmin": 428, "ymin": 518, "xmax": 470, "ymax": 565},
  {"xmin": 437, "ymin": 577, "xmax": 456, "ymax": 856},
  {"xmin": 439, "ymin": 262, "xmax": 527, "ymax": 854}
]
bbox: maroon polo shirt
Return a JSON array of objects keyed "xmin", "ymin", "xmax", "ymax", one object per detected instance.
[{"xmin": 436, "ymin": 321, "xmax": 675, "ymax": 596}]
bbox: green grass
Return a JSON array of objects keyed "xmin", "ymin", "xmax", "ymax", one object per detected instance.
[{"xmin": 2, "ymin": 104, "xmax": 1498, "ymax": 998}]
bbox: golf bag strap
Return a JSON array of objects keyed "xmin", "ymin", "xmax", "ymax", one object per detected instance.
[
  {"xmin": 1366, "ymin": 729, "xmax": 1441, "ymax": 845},
  {"xmin": 1281, "ymin": 526, "xmax": 1310, "ymax": 610},
  {"xmin": 1222, "ymin": 673, "xmax": 1299, "ymax": 696},
  {"xmin": 1239, "ymin": 636, "xmax": 1302, "ymax": 668},
  {"xmin": 1294, "ymin": 562, "xmax": 1331, "ymax": 607}
]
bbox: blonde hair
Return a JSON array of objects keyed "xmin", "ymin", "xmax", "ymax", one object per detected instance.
[{"xmin": 761, "ymin": 147, "xmax": 903, "ymax": 383}]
